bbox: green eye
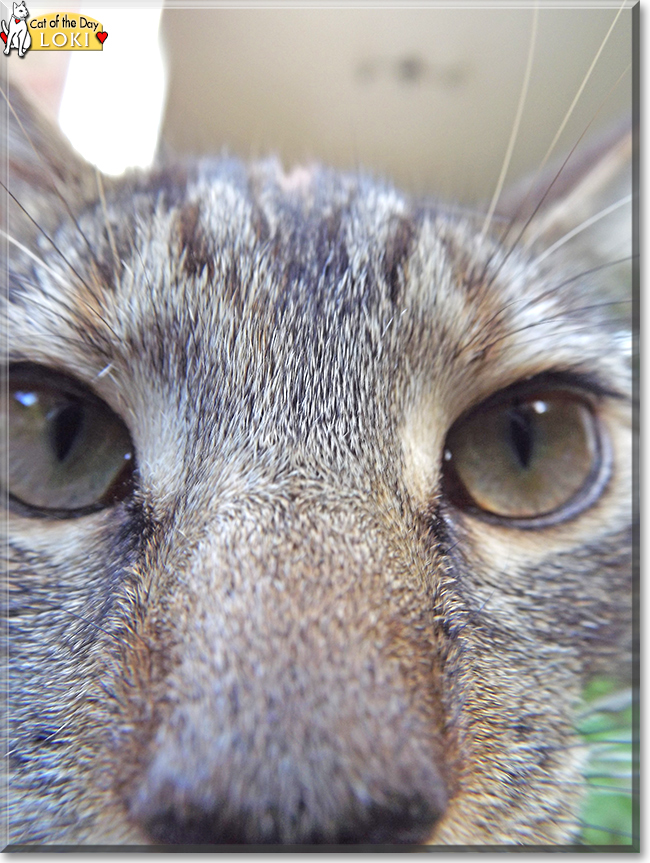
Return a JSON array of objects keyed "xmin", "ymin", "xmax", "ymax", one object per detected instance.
[
  {"xmin": 442, "ymin": 387, "xmax": 609, "ymax": 526},
  {"xmin": 4, "ymin": 367, "xmax": 135, "ymax": 516}
]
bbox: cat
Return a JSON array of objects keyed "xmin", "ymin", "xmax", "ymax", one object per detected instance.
[
  {"xmin": 1, "ymin": 1, "xmax": 31, "ymax": 58},
  {"xmin": 2, "ymin": 71, "xmax": 633, "ymax": 847}
]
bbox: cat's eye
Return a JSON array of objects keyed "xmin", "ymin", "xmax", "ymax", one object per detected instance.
[
  {"xmin": 442, "ymin": 386, "xmax": 610, "ymax": 526},
  {"xmin": 3, "ymin": 367, "xmax": 135, "ymax": 516}
]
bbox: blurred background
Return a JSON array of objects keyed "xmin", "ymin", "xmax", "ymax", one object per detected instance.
[
  {"xmin": 159, "ymin": 5, "xmax": 633, "ymax": 202},
  {"xmin": 6, "ymin": 2, "xmax": 633, "ymax": 202}
]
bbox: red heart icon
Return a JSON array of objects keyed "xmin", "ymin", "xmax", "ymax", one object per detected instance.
[
  {"xmin": 0, "ymin": 32, "xmax": 6, "ymax": 44},
  {"xmin": 96, "ymin": 31, "xmax": 107, "ymax": 44}
]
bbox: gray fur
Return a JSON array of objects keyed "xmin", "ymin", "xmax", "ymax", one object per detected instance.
[{"xmin": 2, "ymin": 89, "xmax": 632, "ymax": 845}]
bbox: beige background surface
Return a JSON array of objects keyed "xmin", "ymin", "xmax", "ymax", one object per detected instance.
[{"xmin": 159, "ymin": 5, "xmax": 633, "ymax": 204}]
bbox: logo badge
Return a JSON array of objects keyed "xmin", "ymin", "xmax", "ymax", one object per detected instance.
[
  {"xmin": 1, "ymin": 5, "xmax": 107, "ymax": 56},
  {"xmin": 1, "ymin": 2, "xmax": 32, "ymax": 57}
]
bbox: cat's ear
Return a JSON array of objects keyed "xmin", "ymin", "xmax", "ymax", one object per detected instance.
[
  {"xmin": 499, "ymin": 121, "xmax": 632, "ymax": 265},
  {"xmin": 499, "ymin": 121, "xmax": 633, "ymax": 314},
  {"xmin": 3, "ymin": 85, "xmax": 101, "ymax": 238}
]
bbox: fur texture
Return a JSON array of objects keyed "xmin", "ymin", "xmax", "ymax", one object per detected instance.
[{"xmin": 2, "ymin": 88, "xmax": 632, "ymax": 846}]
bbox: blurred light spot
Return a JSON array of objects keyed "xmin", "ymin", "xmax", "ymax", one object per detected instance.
[{"xmin": 59, "ymin": 5, "xmax": 166, "ymax": 175}]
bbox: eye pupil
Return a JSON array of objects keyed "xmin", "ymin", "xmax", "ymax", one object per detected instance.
[
  {"xmin": 442, "ymin": 386, "xmax": 606, "ymax": 525},
  {"xmin": 508, "ymin": 406, "xmax": 534, "ymax": 469},
  {"xmin": 50, "ymin": 402, "xmax": 84, "ymax": 463},
  {"xmin": 6, "ymin": 366, "xmax": 136, "ymax": 516}
]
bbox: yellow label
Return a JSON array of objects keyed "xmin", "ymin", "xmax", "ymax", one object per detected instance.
[{"xmin": 28, "ymin": 13, "xmax": 105, "ymax": 51}]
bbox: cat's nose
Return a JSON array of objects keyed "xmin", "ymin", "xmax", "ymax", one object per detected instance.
[
  {"xmin": 130, "ymin": 686, "xmax": 448, "ymax": 845},
  {"xmin": 139, "ymin": 790, "xmax": 444, "ymax": 845},
  {"xmin": 127, "ymin": 633, "xmax": 449, "ymax": 845},
  {"xmin": 126, "ymin": 513, "xmax": 449, "ymax": 844}
]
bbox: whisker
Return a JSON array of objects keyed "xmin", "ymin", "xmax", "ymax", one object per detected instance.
[
  {"xmin": 578, "ymin": 821, "xmax": 636, "ymax": 840},
  {"xmin": 469, "ymin": 314, "xmax": 633, "ymax": 360},
  {"xmin": 533, "ymin": 194, "xmax": 632, "ymax": 264},
  {"xmin": 94, "ymin": 363, "xmax": 115, "ymax": 381},
  {"xmin": 585, "ymin": 784, "xmax": 635, "ymax": 795},
  {"xmin": 23, "ymin": 602, "xmax": 130, "ymax": 649},
  {"xmin": 538, "ymin": 738, "xmax": 628, "ymax": 754},
  {"xmin": 505, "ymin": 63, "xmax": 631, "ymax": 252},
  {"xmin": 534, "ymin": 0, "xmax": 628, "ymax": 189},
  {"xmin": 578, "ymin": 722, "xmax": 635, "ymax": 736},
  {"xmin": 480, "ymin": 5, "xmax": 538, "ymax": 241},
  {"xmin": 7, "ymin": 278, "xmax": 122, "ymax": 348},
  {"xmin": 458, "ymin": 303, "xmax": 631, "ymax": 367},
  {"xmin": 131, "ymin": 227, "xmax": 157, "ymax": 299},
  {"xmin": 0, "ymin": 84, "xmax": 104, "ymax": 273},
  {"xmin": 578, "ymin": 688, "xmax": 634, "ymax": 715},
  {"xmin": 587, "ymin": 755, "xmax": 634, "ymax": 766},
  {"xmin": 2, "ymin": 243, "xmax": 112, "ymax": 336},
  {"xmin": 526, "ymin": 777, "xmax": 633, "ymax": 794},
  {"xmin": 457, "ymin": 254, "xmax": 633, "ymax": 359},
  {"xmin": 2, "ymin": 217, "xmax": 126, "ymax": 357},
  {"xmin": 0, "ymin": 179, "xmax": 103, "ymax": 306},
  {"xmin": 5, "ymin": 294, "xmax": 103, "ymax": 343},
  {"xmin": 531, "ymin": 254, "xmax": 635, "ymax": 301},
  {"xmin": 32, "ymin": 718, "xmax": 75, "ymax": 745},
  {"xmin": 95, "ymin": 166, "xmax": 121, "ymax": 290},
  {"xmin": 6, "ymin": 717, "xmax": 77, "ymax": 756},
  {"xmin": 585, "ymin": 772, "xmax": 635, "ymax": 781},
  {"xmin": 0, "ymin": 228, "xmax": 73, "ymax": 291},
  {"xmin": 474, "ymin": 588, "xmax": 496, "ymax": 615},
  {"xmin": 484, "ymin": 56, "xmax": 631, "ymax": 285}
]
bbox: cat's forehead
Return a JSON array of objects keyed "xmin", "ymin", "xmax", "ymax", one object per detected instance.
[
  {"xmin": 84, "ymin": 157, "xmax": 498, "ymax": 333},
  {"xmin": 9, "ymin": 155, "xmax": 625, "ymax": 430}
]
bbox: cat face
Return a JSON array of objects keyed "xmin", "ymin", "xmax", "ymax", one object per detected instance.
[
  {"xmin": 3, "ymin": 83, "xmax": 633, "ymax": 846},
  {"xmin": 12, "ymin": 2, "xmax": 28, "ymax": 20}
]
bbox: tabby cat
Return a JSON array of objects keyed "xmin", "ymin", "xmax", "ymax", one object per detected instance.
[{"xmin": 2, "ymin": 70, "xmax": 633, "ymax": 847}]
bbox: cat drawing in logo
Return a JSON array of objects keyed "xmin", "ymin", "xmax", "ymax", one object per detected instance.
[{"xmin": 1, "ymin": 1, "xmax": 31, "ymax": 58}]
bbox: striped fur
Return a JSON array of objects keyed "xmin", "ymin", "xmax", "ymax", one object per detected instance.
[{"xmin": 3, "ymin": 90, "xmax": 632, "ymax": 845}]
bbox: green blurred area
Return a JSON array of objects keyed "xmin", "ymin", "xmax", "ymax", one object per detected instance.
[{"xmin": 578, "ymin": 678, "xmax": 637, "ymax": 847}]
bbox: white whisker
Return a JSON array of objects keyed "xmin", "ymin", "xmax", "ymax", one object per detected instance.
[
  {"xmin": 95, "ymin": 166, "xmax": 121, "ymax": 288},
  {"xmin": 534, "ymin": 194, "xmax": 632, "ymax": 264},
  {"xmin": 95, "ymin": 364, "xmax": 114, "ymax": 381},
  {"xmin": 481, "ymin": 4, "xmax": 538, "ymax": 241},
  {"xmin": 535, "ymin": 0, "xmax": 627, "ymax": 179},
  {"xmin": 0, "ymin": 228, "xmax": 72, "ymax": 290}
]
